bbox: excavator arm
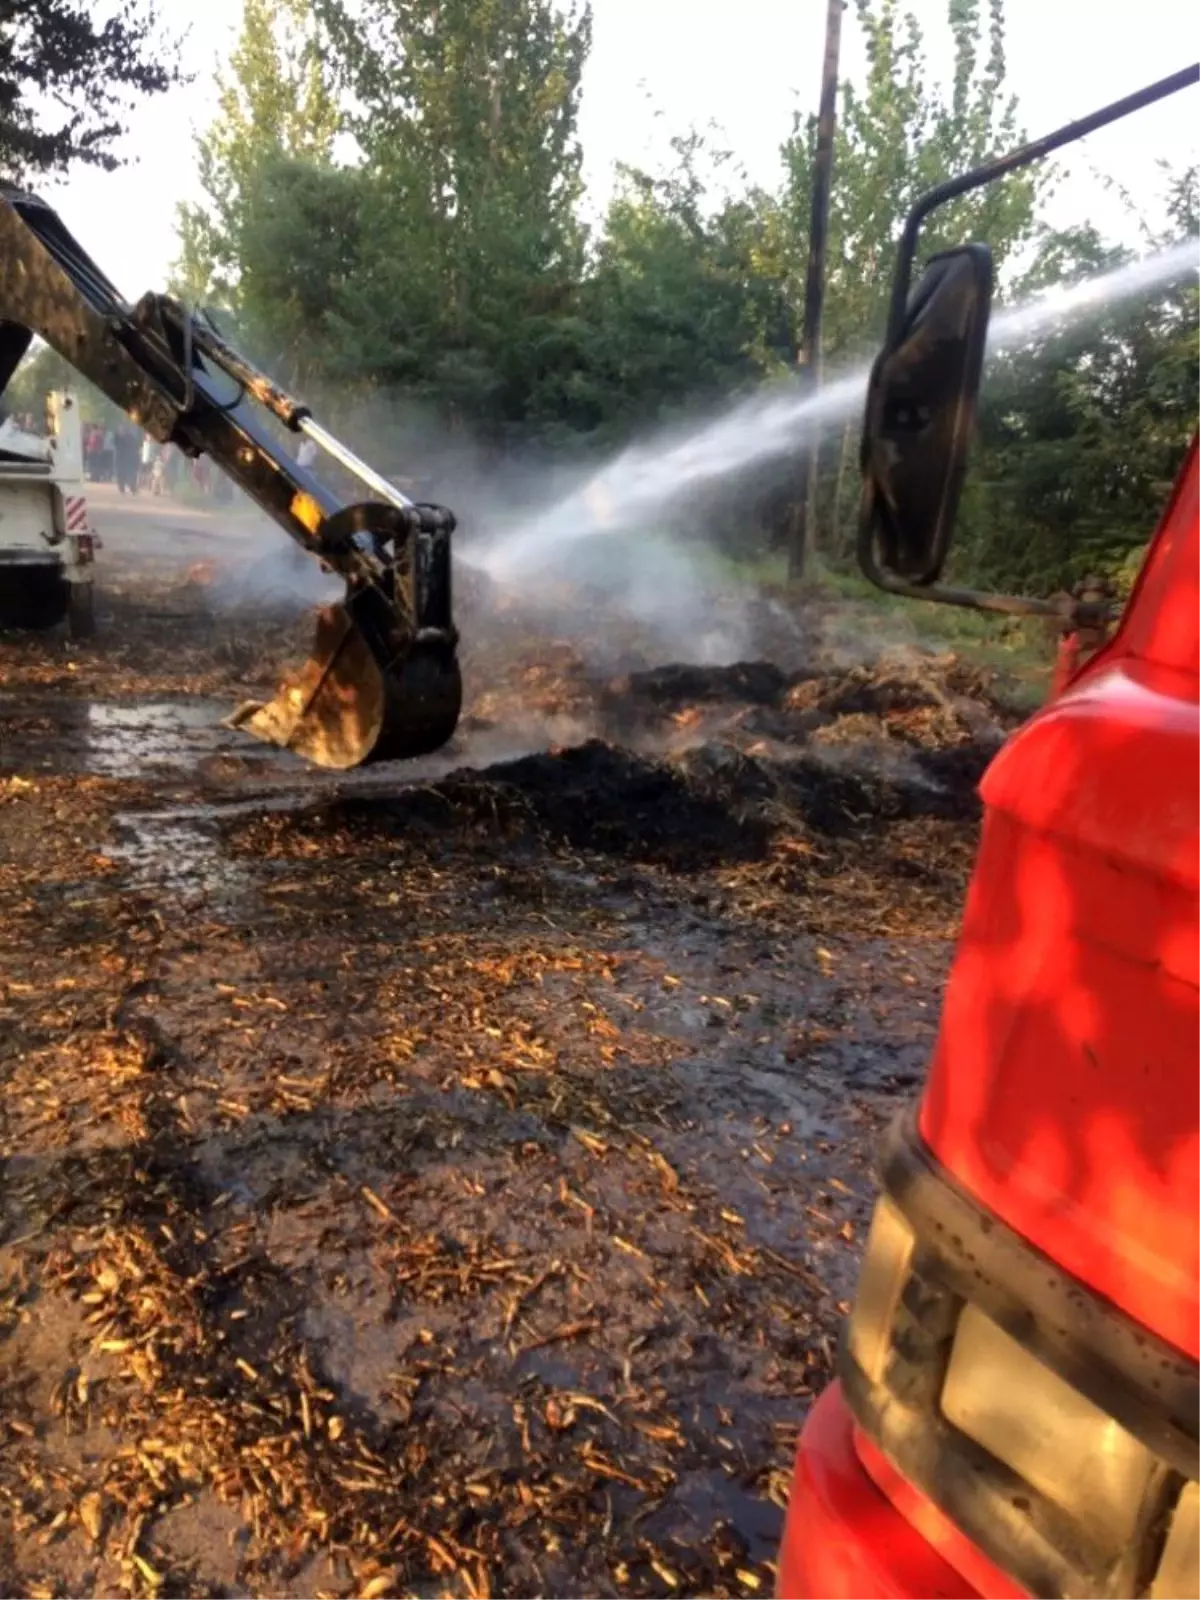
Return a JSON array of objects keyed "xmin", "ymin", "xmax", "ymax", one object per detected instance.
[{"xmin": 0, "ymin": 185, "xmax": 462, "ymax": 770}]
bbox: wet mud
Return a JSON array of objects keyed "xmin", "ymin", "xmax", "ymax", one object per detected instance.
[{"xmin": 0, "ymin": 496, "xmax": 1033, "ymax": 1598}]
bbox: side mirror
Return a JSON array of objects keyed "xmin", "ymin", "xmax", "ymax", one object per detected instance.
[{"xmin": 860, "ymin": 243, "xmax": 993, "ymax": 587}]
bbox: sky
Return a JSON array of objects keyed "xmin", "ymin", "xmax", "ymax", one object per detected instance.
[{"xmin": 38, "ymin": 0, "xmax": 1200, "ymax": 304}]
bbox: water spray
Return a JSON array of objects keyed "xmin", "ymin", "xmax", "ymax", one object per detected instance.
[
  {"xmin": 990, "ymin": 238, "xmax": 1197, "ymax": 349},
  {"xmin": 477, "ymin": 240, "xmax": 1198, "ymax": 585}
]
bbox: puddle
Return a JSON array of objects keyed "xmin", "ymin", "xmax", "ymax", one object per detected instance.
[
  {"xmin": 110, "ymin": 809, "xmax": 258, "ymax": 907},
  {"xmin": 0, "ymin": 694, "xmax": 307, "ymax": 783},
  {"xmin": 85, "ymin": 700, "xmax": 243, "ymax": 777},
  {"xmin": 0, "ymin": 678, "xmax": 681, "ymax": 795}
]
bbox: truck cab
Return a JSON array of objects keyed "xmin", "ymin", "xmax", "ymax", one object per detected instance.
[{"xmin": 776, "ymin": 67, "xmax": 1198, "ymax": 1600}]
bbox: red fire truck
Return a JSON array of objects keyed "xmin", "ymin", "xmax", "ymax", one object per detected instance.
[{"xmin": 777, "ymin": 66, "xmax": 1199, "ymax": 1600}]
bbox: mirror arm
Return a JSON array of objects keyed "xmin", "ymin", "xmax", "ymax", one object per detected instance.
[
  {"xmin": 856, "ymin": 507, "xmax": 1113, "ymax": 629},
  {"xmin": 887, "ymin": 63, "xmax": 1200, "ymax": 338}
]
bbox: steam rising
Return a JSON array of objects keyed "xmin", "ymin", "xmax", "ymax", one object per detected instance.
[
  {"xmin": 471, "ymin": 239, "xmax": 1198, "ymax": 609},
  {"xmin": 187, "ymin": 240, "xmax": 1195, "ymax": 677},
  {"xmin": 209, "ymin": 535, "xmax": 343, "ymax": 615}
]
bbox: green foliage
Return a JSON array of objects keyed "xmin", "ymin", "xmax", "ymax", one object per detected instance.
[
  {"xmin": 958, "ymin": 166, "xmax": 1199, "ymax": 592},
  {"xmin": 575, "ymin": 136, "xmax": 793, "ymax": 440},
  {"xmin": 3, "ymin": 339, "xmax": 127, "ymax": 427},
  {"xmin": 172, "ymin": 0, "xmax": 340, "ymax": 307},
  {"xmin": 2, "ymin": 339, "xmax": 67, "ymax": 414},
  {"xmin": 781, "ymin": 0, "xmax": 1042, "ymax": 366},
  {"xmin": 0, "ymin": 0, "xmax": 183, "ymax": 180},
  {"xmin": 233, "ymin": 155, "xmax": 370, "ymax": 387},
  {"xmin": 177, "ymin": 0, "xmax": 1050, "ymax": 435},
  {"xmin": 319, "ymin": 0, "xmax": 593, "ymax": 433},
  {"xmin": 775, "ymin": 0, "xmax": 1049, "ymax": 563},
  {"xmin": 171, "ymin": 0, "xmax": 1197, "ymax": 598}
]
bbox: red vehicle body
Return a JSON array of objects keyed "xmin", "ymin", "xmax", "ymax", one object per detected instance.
[
  {"xmin": 780, "ymin": 438, "xmax": 1200, "ymax": 1600},
  {"xmin": 776, "ymin": 440, "xmax": 1199, "ymax": 1599}
]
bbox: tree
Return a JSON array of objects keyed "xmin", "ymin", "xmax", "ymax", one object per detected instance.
[
  {"xmin": 231, "ymin": 154, "xmax": 372, "ymax": 389},
  {"xmin": 173, "ymin": 0, "xmax": 340, "ymax": 308},
  {"xmin": 166, "ymin": 0, "xmax": 1194, "ymax": 592},
  {"xmin": 316, "ymin": 0, "xmax": 592, "ymax": 430},
  {"xmin": 958, "ymin": 165, "xmax": 1198, "ymax": 592},
  {"xmin": 783, "ymin": 0, "xmax": 1041, "ymax": 365},
  {"xmin": 180, "ymin": 0, "xmax": 595, "ymax": 442},
  {"xmin": 1, "ymin": 339, "xmax": 70, "ymax": 416},
  {"xmin": 565, "ymin": 132, "xmax": 792, "ymax": 443},
  {"xmin": 3, "ymin": 338, "xmax": 126, "ymax": 428},
  {"xmin": 779, "ymin": 0, "xmax": 1044, "ymax": 561},
  {"xmin": 0, "ymin": 1, "xmax": 183, "ymax": 180}
]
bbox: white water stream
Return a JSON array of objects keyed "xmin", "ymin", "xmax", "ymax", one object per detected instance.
[{"xmin": 476, "ymin": 239, "xmax": 1198, "ymax": 585}]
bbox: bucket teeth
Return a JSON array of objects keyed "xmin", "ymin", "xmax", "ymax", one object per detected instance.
[{"xmin": 225, "ymin": 604, "xmax": 462, "ymax": 769}]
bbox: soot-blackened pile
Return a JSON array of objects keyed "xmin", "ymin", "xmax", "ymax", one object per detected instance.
[
  {"xmin": 318, "ymin": 729, "xmax": 984, "ymax": 878},
  {"xmin": 366, "ymin": 646, "xmax": 1012, "ymax": 870}
]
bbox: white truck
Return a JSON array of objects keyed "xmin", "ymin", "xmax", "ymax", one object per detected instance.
[{"xmin": 0, "ymin": 388, "xmax": 97, "ymax": 638}]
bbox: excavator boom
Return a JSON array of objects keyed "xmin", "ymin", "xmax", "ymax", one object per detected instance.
[{"xmin": 0, "ymin": 186, "xmax": 462, "ymax": 769}]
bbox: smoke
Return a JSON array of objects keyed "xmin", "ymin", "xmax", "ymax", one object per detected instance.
[
  {"xmin": 466, "ymin": 512, "xmax": 765, "ymax": 667},
  {"xmin": 146, "ymin": 496, "xmax": 346, "ymax": 617},
  {"xmin": 205, "ymin": 535, "xmax": 345, "ymax": 615},
  {"xmin": 469, "ymin": 370, "xmax": 859, "ymax": 592},
  {"xmin": 178, "ymin": 388, "xmax": 773, "ymax": 672},
  {"xmin": 175, "ymin": 238, "xmax": 1194, "ymax": 709},
  {"xmin": 472, "ymin": 240, "xmax": 1197, "ymax": 584}
]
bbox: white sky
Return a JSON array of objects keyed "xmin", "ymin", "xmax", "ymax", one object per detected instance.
[{"xmin": 38, "ymin": 0, "xmax": 1200, "ymax": 301}]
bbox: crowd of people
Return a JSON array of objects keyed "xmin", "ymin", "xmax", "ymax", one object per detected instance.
[
  {"xmin": 82, "ymin": 421, "xmax": 232, "ymax": 503},
  {"xmin": 19, "ymin": 401, "xmax": 436, "ymax": 517},
  {"xmin": 84, "ymin": 421, "xmax": 168, "ymax": 494},
  {"xmin": 7, "ymin": 403, "xmax": 430, "ymax": 519},
  {"xmin": 6, "ymin": 397, "xmax": 258, "ymax": 507}
]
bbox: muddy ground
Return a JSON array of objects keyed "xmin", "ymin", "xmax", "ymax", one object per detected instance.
[{"xmin": 0, "ymin": 487, "xmax": 1030, "ymax": 1599}]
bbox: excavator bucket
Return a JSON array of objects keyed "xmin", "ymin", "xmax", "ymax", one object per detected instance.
[{"xmin": 226, "ymin": 603, "xmax": 463, "ymax": 770}]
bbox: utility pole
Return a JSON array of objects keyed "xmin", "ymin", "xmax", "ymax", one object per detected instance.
[{"xmin": 787, "ymin": 0, "xmax": 843, "ymax": 581}]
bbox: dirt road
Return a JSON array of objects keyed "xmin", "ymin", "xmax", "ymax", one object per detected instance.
[{"xmin": 0, "ymin": 496, "xmax": 1019, "ymax": 1598}]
